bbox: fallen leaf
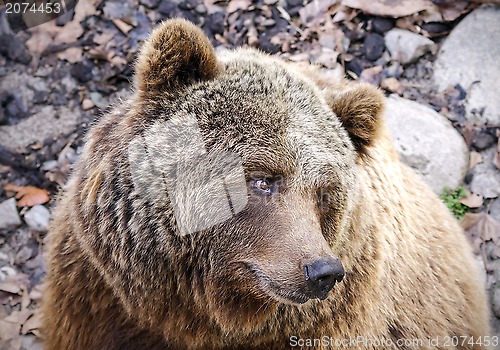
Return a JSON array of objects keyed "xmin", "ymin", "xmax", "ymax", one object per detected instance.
[
  {"xmin": 461, "ymin": 124, "xmax": 476, "ymax": 148},
  {"xmin": 53, "ymin": 20, "xmax": 84, "ymax": 45},
  {"xmin": 461, "ymin": 212, "xmax": 500, "ymax": 254},
  {"xmin": 0, "ymin": 320, "xmax": 21, "ymax": 342},
  {"xmin": 21, "ymin": 312, "xmax": 43, "ymax": 336},
  {"xmin": 459, "ymin": 193, "xmax": 483, "ymax": 209},
  {"xmin": 56, "ymin": 47, "xmax": 83, "ymax": 63},
  {"xmin": 469, "ymin": 151, "xmax": 483, "ymax": 169},
  {"xmin": 112, "ymin": 19, "xmax": 133, "ymax": 34},
  {"xmin": 342, "ymin": 0, "xmax": 435, "ymax": 18},
  {"xmin": 0, "ymin": 273, "xmax": 29, "ymax": 295},
  {"xmin": 4, "ymin": 184, "xmax": 50, "ymax": 207},
  {"xmin": 227, "ymin": 0, "xmax": 252, "ymax": 13}
]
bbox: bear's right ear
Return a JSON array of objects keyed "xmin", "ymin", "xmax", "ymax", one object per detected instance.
[
  {"xmin": 325, "ymin": 82, "xmax": 385, "ymax": 155},
  {"xmin": 135, "ymin": 19, "xmax": 221, "ymax": 98}
]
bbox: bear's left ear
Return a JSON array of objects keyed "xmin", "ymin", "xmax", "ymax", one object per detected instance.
[
  {"xmin": 324, "ymin": 82, "xmax": 385, "ymax": 155},
  {"xmin": 135, "ymin": 19, "xmax": 222, "ymax": 98}
]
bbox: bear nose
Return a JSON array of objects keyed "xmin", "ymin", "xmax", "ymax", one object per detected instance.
[{"xmin": 303, "ymin": 258, "xmax": 345, "ymax": 300}]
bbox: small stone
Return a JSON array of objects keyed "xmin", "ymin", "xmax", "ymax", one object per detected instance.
[
  {"xmin": 5, "ymin": 91, "xmax": 29, "ymax": 122},
  {"xmin": 384, "ymin": 28, "xmax": 436, "ymax": 65},
  {"xmin": 0, "ymin": 198, "xmax": 21, "ymax": 230},
  {"xmin": 208, "ymin": 12, "xmax": 225, "ymax": 35},
  {"xmin": 492, "ymin": 284, "xmax": 500, "ymax": 318},
  {"xmin": 90, "ymin": 92, "xmax": 108, "ymax": 109},
  {"xmin": 383, "ymin": 62, "xmax": 403, "ymax": 79},
  {"xmin": 0, "ymin": 33, "xmax": 32, "ymax": 65},
  {"xmin": 490, "ymin": 198, "xmax": 500, "ymax": 222},
  {"xmin": 421, "ymin": 22, "xmax": 450, "ymax": 35},
  {"xmin": 56, "ymin": 8, "xmax": 75, "ymax": 26},
  {"xmin": 24, "ymin": 205, "xmax": 51, "ymax": 232},
  {"xmin": 472, "ymin": 131, "xmax": 495, "ymax": 151},
  {"xmin": 159, "ymin": 0, "xmax": 177, "ymax": 15},
  {"xmin": 194, "ymin": 4, "xmax": 207, "ymax": 14},
  {"xmin": 82, "ymin": 98, "xmax": 95, "ymax": 110},
  {"xmin": 70, "ymin": 61, "xmax": 94, "ymax": 83},
  {"xmin": 286, "ymin": 0, "xmax": 303, "ymax": 8},
  {"xmin": 371, "ymin": 17, "xmax": 395, "ymax": 34},
  {"xmin": 41, "ymin": 160, "xmax": 59, "ymax": 171},
  {"xmin": 470, "ymin": 172, "xmax": 500, "ymax": 199},
  {"xmin": 140, "ymin": 0, "xmax": 160, "ymax": 8},
  {"xmin": 364, "ymin": 33, "xmax": 385, "ymax": 61}
]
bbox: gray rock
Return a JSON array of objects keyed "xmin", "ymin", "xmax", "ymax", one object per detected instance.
[
  {"xmin": 0, "ymin": 105, "xmax": 78, "ymax": 152},
  {"xmin": 469, "ymin": 147, "xmax": 500, "ymax": 199},
  {"xmin": 0, "ymin": 198, "xmax": 21, "ymax": 229},
  {"xmin": 24, "ymin": 205, "xmax": 51, "ymax": 232},
  {"xmin": 490, "ymin": 198, "xmax": 500, "ymax": 222},
  {"xmin": 384, "ymin": 28, "xmax": 436, "ymax": 65},
  {"xmin": 493, "ymin": 283, "xmax": 500, "ymax": 319},
  {"xmin": 383, "ymin": 95, "xmax": 469, "ymax": 194},
  {"xmin": 433, "ymin": 7, "xmax": 500, "ymax": 125}
]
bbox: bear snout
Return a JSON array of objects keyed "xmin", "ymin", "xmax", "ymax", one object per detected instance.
[{"xmin": 303, "ymin": 258, "xmax": 345, "ymax": 300}]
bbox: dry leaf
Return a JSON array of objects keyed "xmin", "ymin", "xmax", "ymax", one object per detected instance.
[
  {"xmin": 469, "ymin": 151, "xmax": 483, "ymax": 169},
  {"xmin": 21, "ymin": 312, "xmax": 43, "ymax": 336},
  {"xmin": 461, "ymin": 212, "xmax": 500, "ymax": 254},
  {"xmin": 227, "ymin": 0, "xmax": 252, "ymax": 13},
  {"xmin": 54, "ymin": 20, "xmax": 84, "ymax": 45},
  {"xmin": 112, "ymin": 19, "xmax": 133, "ymax": 34},
  {"xmin": 342, "ymin": 0, "xmax": 435, "ymax": 18},
  {"xmin": 56, "ymin": 47, "xmax": 83, "ymax": 63},
  {"xmin": 4, "ymin": 184, "xmax": 50, "ymax": 207},
  {"xmin": 381, "ymin": 78, "xmax": 404, "ymax": 94},
  {"xmin": 0, "ymin": 273, "xmax": 29, "ymax": 295},
  {"xmin": 0, "ymin": 319, "xmax": 21, "ymax": 342},
  {"xmin": 461, "ymin": 124, "xmax": 476, "ymax": 148},
  {"xmin": 459, "ymin": 193, "xmax": 483, "ymax": 209}
]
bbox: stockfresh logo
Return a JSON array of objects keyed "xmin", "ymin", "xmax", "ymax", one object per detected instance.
[
  {"xmin": 128, "ymin": 114, "xmax": 248, "ymax": 236},
  {"xmin": 2, "ymin": 0, "xmax": 78, "ymax": 32}
]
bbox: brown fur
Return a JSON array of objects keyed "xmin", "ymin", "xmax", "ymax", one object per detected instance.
[{"xmin": 42, "ymin": 19, "xmax": 491, "ymax": 349}]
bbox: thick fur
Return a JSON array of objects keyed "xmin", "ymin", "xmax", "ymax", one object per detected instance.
[{"xmin": 42, "ymin": 19, "xmax": 491, "ymax": 349}]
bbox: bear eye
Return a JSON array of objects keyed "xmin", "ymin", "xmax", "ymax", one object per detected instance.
[{"xmin": 253, "ymin": 179, "xmax": 272, "ymax": 195}]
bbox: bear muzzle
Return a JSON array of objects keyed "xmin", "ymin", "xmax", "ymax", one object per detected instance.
[{"xmin": 303, "ymin": 258, "xmax": 345, "ymax": 300}]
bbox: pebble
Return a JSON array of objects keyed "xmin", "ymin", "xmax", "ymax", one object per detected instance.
[
  {"xmin": 0, "ymin": 198, "xmax": 21, "ymax": 230},
  {"xmin": 364, "ymin": 33, "xmax": 385, "ymax": 61},
  {"xmin": 371, "ymin": 17, "xmax": 394, "ymax": 34},
  {"xmin": 384, "ymin": 28, "xmax": 436, "ymax": 65},
  {"xmin": 469, "ymin": 147, "xmax": 500, "ymax": 199},
  {"xmin": 472, "ymin": 131, "xmax": 495, "ymax": 152},
  {"xmin": 70, "ymin": 61, "xmax": 94, "ymax": 83},
  {"xmin": 490, "ymin": 198, "xmax": 500, "ymax": 222},
  {"xmin": 493, "ymin": 284, "xmax": 500, "ymax": 318},
  {"xmin": 0, "ymin": 33, "xmax": 32, "ymax": 65},
  {"xmin": 140, "ymin": 0, "xmax": 161, "ymax": 9},
  {"xmin": 470, "ymin": 172, "xmax": 500, "ymax": 199},
  {"xmin": 24, "ymin": 205, "xmax": 51, "ymax": 232}
]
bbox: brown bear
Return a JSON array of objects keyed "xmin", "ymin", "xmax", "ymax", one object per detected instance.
[{"xmin": 41, "ymin": 19, "xmax": 491, "ymax": 349}]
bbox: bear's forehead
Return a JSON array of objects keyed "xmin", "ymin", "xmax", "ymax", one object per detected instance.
[{"xmin": 164, "ymin": 57, "xmax": 355, "ymax": 184}]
